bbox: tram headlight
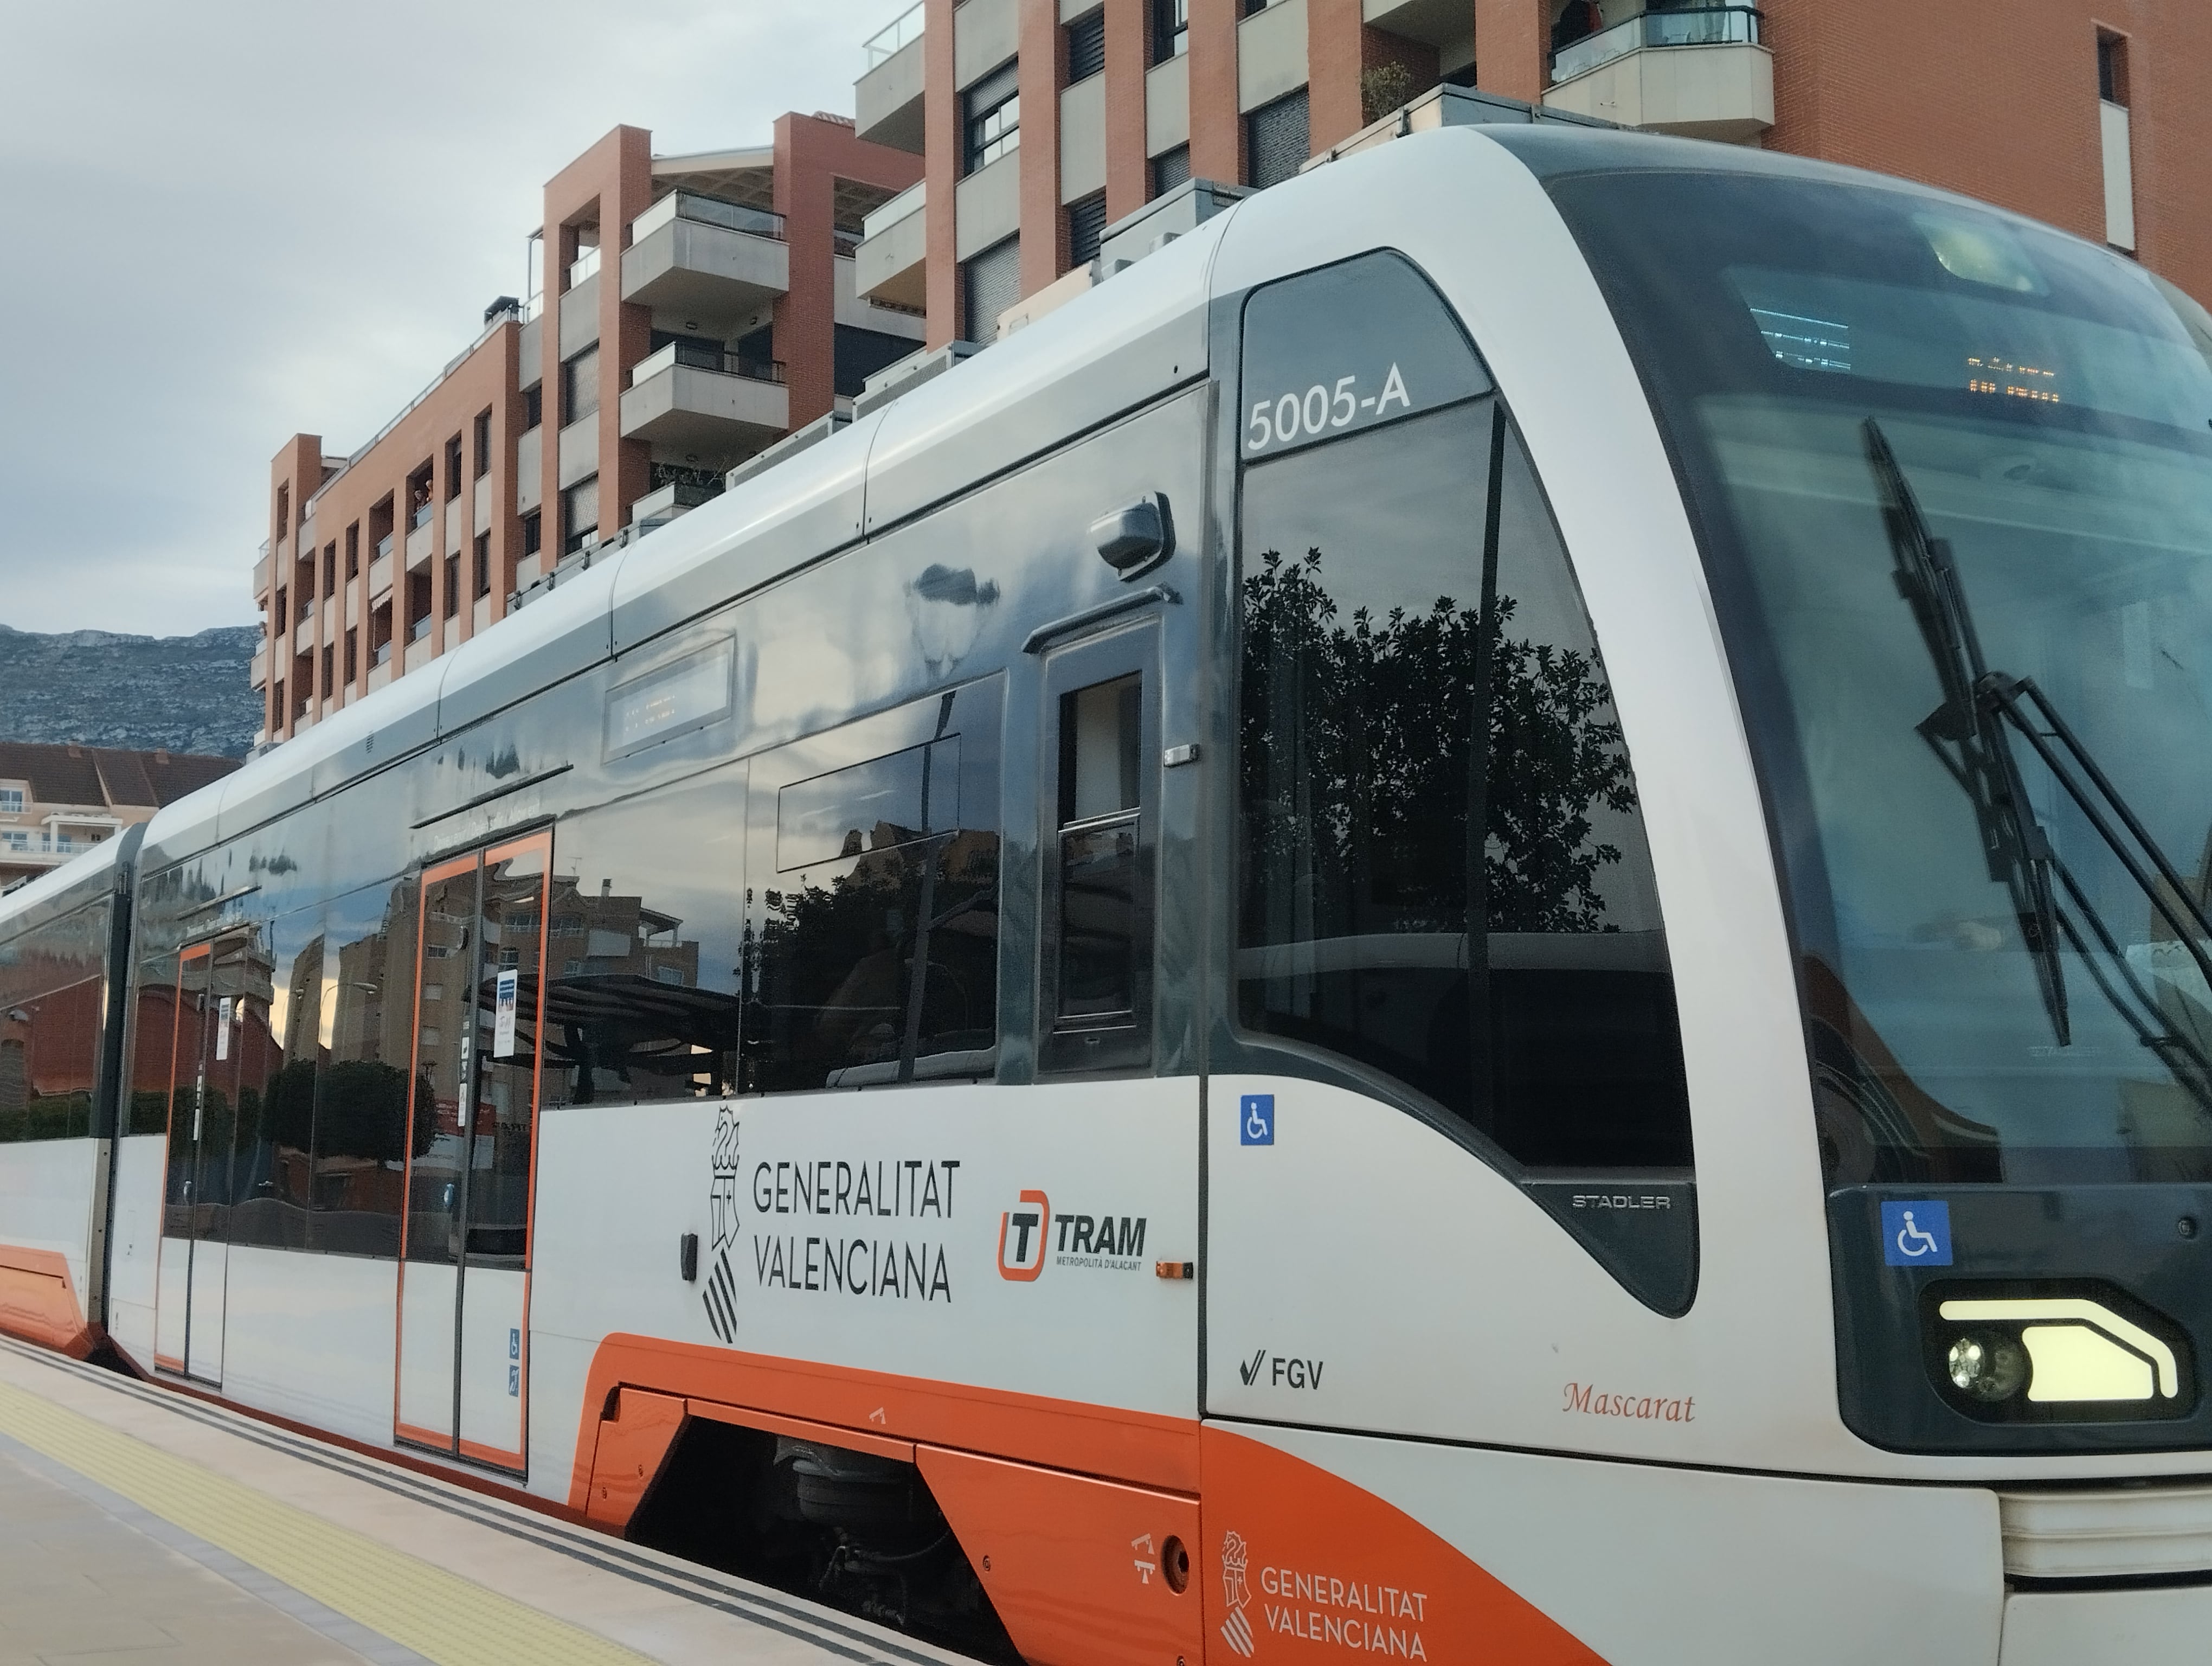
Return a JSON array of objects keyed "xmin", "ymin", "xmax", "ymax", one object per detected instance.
[{"xmin": 1946, "ymin": 1330, "xmax": 2029, "ymax": 1402}]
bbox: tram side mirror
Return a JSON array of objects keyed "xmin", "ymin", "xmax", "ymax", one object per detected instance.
[{"xmin": 1091, "ymin": 492, "xmax": 1174, "ymax": 580}]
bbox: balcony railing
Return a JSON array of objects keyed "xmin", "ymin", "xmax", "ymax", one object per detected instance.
[
  {"xmin": 631, "ymin": 190, "xmax": 786, "ymax": 245},
  {"xmin": 632, "ymin": 340, "xmax": 787, "ymax": 387},
  {"xmin": 569, "ymin": 246, "xmax": 602, "ymax": 287},
  {"xmin": 410, "ymin": 616, "xmax": 433, "ymax": 643},
  {"xmin": 375, "ymin": 533, "xmax": 394, "ymax": 561},
  {"xmin": 863, "ymin": 2, "xmax": 923, "ymax": 69},
  {"xmin": 1552, "ymin": 5, "xmax": 1763, "ymax": 81},
  {"xmin": 374, "ymin": 639, "xmax": 393, "ymax": 666},
  {"xmin": 861, "ymin": 178, "xmax": 925, "ymax": 241}
]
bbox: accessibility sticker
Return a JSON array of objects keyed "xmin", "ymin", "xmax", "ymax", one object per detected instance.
[
  {"xmin": 1239, "ymin": 1094, "xmax": 1275, "ymax": 1146},
  {"xmin": 1881, "ymin": 1200, "xmax": 1952, "ymax": 1267}
]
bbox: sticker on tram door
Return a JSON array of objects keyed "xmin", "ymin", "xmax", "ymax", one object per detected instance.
[{"xmin": 997, "ymin": 1190, "xmax": 1051, "ymax": 1281}]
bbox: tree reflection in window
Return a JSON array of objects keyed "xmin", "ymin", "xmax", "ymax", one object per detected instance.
[{"xmin": 1238, "ymin": 402, "xmax": 1689, "ymax": 1169}]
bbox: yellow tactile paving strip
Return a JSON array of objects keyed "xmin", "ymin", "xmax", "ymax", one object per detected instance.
[{"xmin": 0, "ymin": 1377, "xmax": 658, "ymax": 1666}]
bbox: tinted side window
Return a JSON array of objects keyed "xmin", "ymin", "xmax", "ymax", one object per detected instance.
[
  {"xmin": 229, "ymin": 906, "xmax": 324, "ymax": 1250},
  {"xmin": 744, "ymin": 678, "xmax": 1002, "ymax": 1092},
  {"xmin": 0, "ymin": 901, "xmax": 110, "ymax": 1142},
  {"xmin": 543, "ymin": 765, "xmax": 748, "ymax": 1107},
  {"xmin": 314, "ymin": 877, "xmax": 420, "ymax": 1256},
  {"xmin": 1239, "ymin": 403, "xmax": 1691, "ymax": 1174}
]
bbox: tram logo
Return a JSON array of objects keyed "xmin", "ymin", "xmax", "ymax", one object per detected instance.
[
  {"xmin": 1220, "ymin": 1529, "xmax": 1255, "ymax": 1657},
  {"xmin": 996, "ymin": 1189, "xmax": 1051, "ymax": 1281},
  {"xmin": 996, "ymin": 1188, "xmax": 1151, "ymax": 1279}
]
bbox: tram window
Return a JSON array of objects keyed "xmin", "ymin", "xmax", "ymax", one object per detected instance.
[
  {"xmin": 229, "ymin": 906, "xmax": 324, "ymax": 1252},
  {"xmin": 1057, "ymin": 676, "xmax": 1143, "ymax": 1026},
  {"xmin": 745, "ymin": 680, "xmax": 1002, "ymax": 1093},
  {"xmin": 312, "ymin": 877, "xmax": 421, "ymax": 1257},
  {"xmin": 0, "ymin": 901, "xmax": 108, "ymax": 1143},
  {"xmin": 542, "ymin": 766, "xmax": 747, "ymax": 1108},
  {"xmin": 1238, "ymin": 401, "xmax": 1691, "ymax": 1172}
]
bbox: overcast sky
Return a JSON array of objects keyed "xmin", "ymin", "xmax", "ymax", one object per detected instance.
[{"xmin": 0, "ymin": 0, "xmax": 915, "ymax": 638}]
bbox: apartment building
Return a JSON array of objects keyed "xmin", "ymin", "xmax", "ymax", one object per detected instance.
[
  {"xmin": 850, "ymin": 0, "xmax": 2210, "ymax": 349},
  {"xmin": 0, "ymin": 742, "xmax": 240, "ymax": 893},
  {"xmin": 254, "ymin": 113, "xmax": 924, "ymax": 747}
]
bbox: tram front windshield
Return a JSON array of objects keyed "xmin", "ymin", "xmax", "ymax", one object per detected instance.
[{"xmin": 1543, "ymin": 156, "xmax": 2212, "ymax": 1185}]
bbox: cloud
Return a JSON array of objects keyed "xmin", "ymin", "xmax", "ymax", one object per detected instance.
[{"xmin": 0, "ymin": 0, "xmax": 917, "ymax": 635}]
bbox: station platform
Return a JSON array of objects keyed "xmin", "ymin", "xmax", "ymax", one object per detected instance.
[{"xmin": 0, "ymin": 1337, "xmax": 970, "ymax": 1666}]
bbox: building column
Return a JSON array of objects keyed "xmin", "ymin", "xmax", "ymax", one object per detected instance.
[
  {"xmin": 1103, "ymin": 0, "xmax": 1149, "ymax": 221},
  {"xmin": 1474, "ymin": 0, "xmax": 1549, "ymax": 104},
  {"xmin": 1188, "ymin": 0, "xmax": 1244, "ymax": 185},
  {"xmin": 1019, "ymin": 0, "xmax": 1065, "ymax": 297},
  {"xmin": 924, "ymin": 0, "xmax": 962, "ymax": 346},
  {"xmin": 1307, "ymin": 0, "xmax": 1367, "ymax": 153}
]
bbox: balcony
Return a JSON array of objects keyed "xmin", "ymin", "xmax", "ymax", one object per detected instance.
[
  {"xmin": 253, "ymin": 543, "xmax": 271, "ymax": 605},
  {"xmin": 249, "ymin": 643, "xmax": 269, "ymax": 690},
  {"xmin": 621, "ymin": 192, "xmax": 790, "ymax": 337},
  {"xmin": 1543, "ymin": 6, "xmax": 1773, "ymax": 143},
  {"xmin": 620, "ymin": 342, "xmax": 789, "ymax": 452},
  {"xmin": 405, "ymin": 517, "xmax": 434, "ymax": 570},
  {"xmin": 856, "ymin": 2, "xmax": 925, "ymax": 153},
  {"xmin": 367, "ymin": 550, "xmax": 394, "ymax": 602},
  {"xmin": 854, "ymin": 180, "xmax": 926, "ymax": 312},
  {"xmin": 569, "ymin": 245, "xmax": 602, "ymax": 288},
  {"xmin": 632, "ymin": 478, "xmax": 722, "ymax": 529}
]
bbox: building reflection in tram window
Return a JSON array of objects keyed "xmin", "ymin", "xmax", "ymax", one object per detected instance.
[
  {"xmin": 311, "ymin": 877, "xmax": 424, "ymax": 1257},
  {"xmin": 230, "ymin": 908, "xmax": 324, "ymax": 1250},
  {"xmin": 0, "ymin": 899, "xmax": 110, "ymax": 1143},
  {"xmin": 744, "ymin": 680, "xmax": 1003, "ymax": 1095},
  {"xmin": 545, "ymin": 766, "xmax": 749, "ymax": 1107}
]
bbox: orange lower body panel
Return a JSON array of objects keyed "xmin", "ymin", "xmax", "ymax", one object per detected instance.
[
  {"xmin": 0, "ymin": 1246, "xmax": 92, "ymax": 1357},
  {"xmin": 917, "ymin": 1446, "xmax": 1204, "ymax": 1666},
  {"xmin": 583, "ymin": 1388, "xmax": 687, "ymax": 1530},
  {"xmin": 1198, "ymin": 1427, "xmax": 1607, "ymax": 1664}
]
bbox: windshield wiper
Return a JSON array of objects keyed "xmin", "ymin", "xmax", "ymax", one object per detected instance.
[
  {"xmin": 1866, "ymin": 418, "xmax": 2070, "ymax": 1042},
  {"xmin": 1866, "ymin": 418, "xmax": 2212, "ymax": 1104}
]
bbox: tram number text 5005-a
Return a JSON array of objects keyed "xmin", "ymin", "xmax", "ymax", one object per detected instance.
[{"xmin": 1245, "ymin": 362, "xmax": 1413, "ymax": 457}]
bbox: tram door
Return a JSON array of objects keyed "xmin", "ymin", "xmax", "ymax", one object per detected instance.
[
  {"xmin": 153, "ymin": 933, "xmax": 255, "ymax": 1385},
  {"xmin": 395, "ymin": 833, "xmax": 549, "ymax": 1471}
]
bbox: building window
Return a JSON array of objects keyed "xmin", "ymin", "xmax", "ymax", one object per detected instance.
[
  {"xmin": 962, "ymin": 236, "xmax": 1023, "ymax": 344},
  {"xmin": 344, "ymin": 629, "xmax": 357, "ymax": 686},
  {"xmin": 272, "ymin": 681, "xmax": 284, "ymax": 725},
  {"xmin": 321, "ymin": 644, "xmax": 335, "ymax": 700},
  {"xmin": 275, "ymin": 587, "xmax": 288, "ymax": 632},
  {"xmin": 1153, "ymin": 145, "xmax": 1191, "ymax": 196},
  {"xmin": 562, "ymin": 476, "xmax": 599, "ymax": 555},
  {"xmin": 345, "ymin": 522, "xmax": 359, "ymax": 579},
  {"xmin": 2098, "ymin": 29, "xmax": 2136, "ymax": 251},
  {"xmin": 445, "ymin": 555, "xmax": 461, "ymax": 618},
  {"xmin": 323, "ymin": 542, "xmax": 336, "ymax": 594},
  {"xmin": 1067, "ymin": 8, "xmax": 1106, "ymax": 81},
  {"xmin": 523, "ymin": 510, "xmax": 543, "ymax": 558},
  {"xmin": 563, "ymin": 346, "xmax": 599, "ymax": 425},
  {"xmin": 474, "ymin": 408, "xmax": 493, "ymax": 477},
  {"xmin": 445, "ymin": 434, "xmax": 464, "ymax": 498},
  {"xmin": 1246, "ymin": 88, "xmax": 1310, "ymax": 189},
  {"xmin": 275, "ymin": 482, "xmax": 290, "ymax": 536},
  {"xmin": 0, "ymin": 784, "xmax": 24, "ymax": 814},
  {"xmin": 1068, "ymin": 193, "xmax": 1108, "ymax": 266},
  {"xmin": 1152, "ymin": 0, "xmax": 1186, "ymax": 62},
  {"xmin": 834, "ymin": 324, "xmax": 916, "ymax": 398},
  {"xmin": 474, "ymin": 532, "xmax": 492, "ymax": 599},
  {"xmin": 964, "ymin": 61, "xmax": 1020, "ymax": 175},
  {"xmin": 2098, "ymin": 29, "xmax": 2128, "ymax": 104},
  {"xmin": 523, "ymin": 384, "xmax": 543, "ymax": 430}
]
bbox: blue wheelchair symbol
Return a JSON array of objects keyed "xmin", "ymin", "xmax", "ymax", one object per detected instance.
[
  {"xmin": 1881, "ymin": 1200, "xmax": 1952, "ymax": 1267},
  {"xmin": 507, "ymin": 1363, "xmax": 520, "ymax": 1397},
  {"xmin": 1240, "ymin": 1094, "xmax": 1275, "ymax": 1146},
  {"xmin": 509, "ymin": 1327, "xmax": 521, "ymax": 1361}
]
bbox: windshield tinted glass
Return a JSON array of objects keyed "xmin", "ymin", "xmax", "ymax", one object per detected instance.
[{"xmin": 1547, "ymin": 165, "xmax": 2212, "ymax": 1185}]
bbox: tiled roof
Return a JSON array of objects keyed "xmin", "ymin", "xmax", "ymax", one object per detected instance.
[{"xmin": 0, "ymin": 741, "xmax": 240, "ymax": 811}]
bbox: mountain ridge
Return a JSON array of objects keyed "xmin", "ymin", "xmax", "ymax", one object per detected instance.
[{"xmin": 0, "ymin": 623, "xmax": 262, "ymax": 758}]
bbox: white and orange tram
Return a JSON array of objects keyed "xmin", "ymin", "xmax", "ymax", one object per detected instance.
[{"xmin": 6, "ymin": 122, "xmax": 2212, "ymax": 1665}]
